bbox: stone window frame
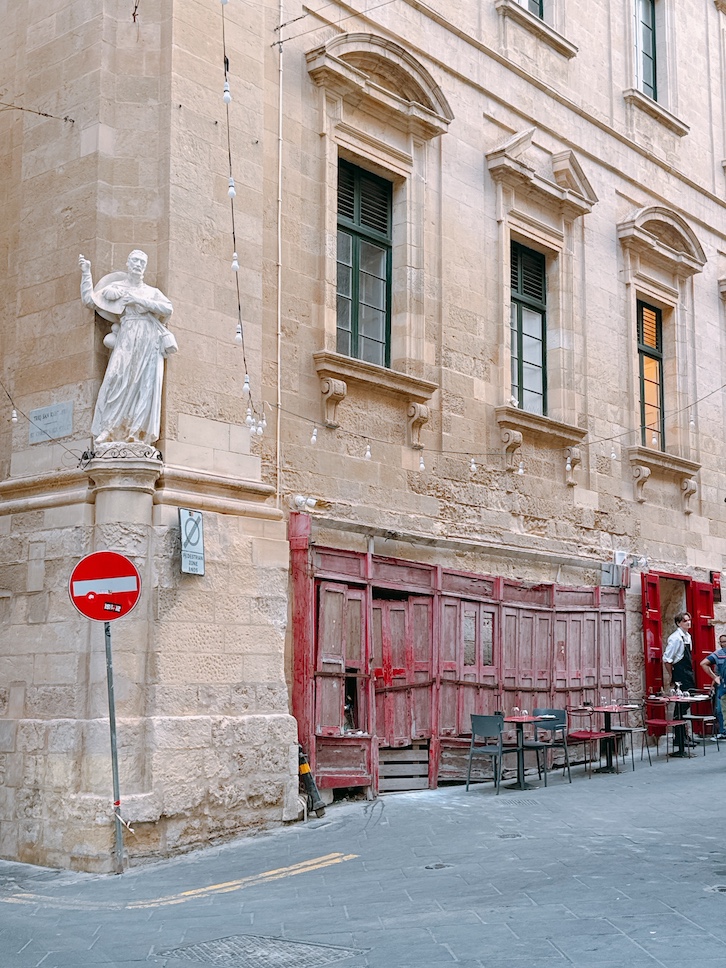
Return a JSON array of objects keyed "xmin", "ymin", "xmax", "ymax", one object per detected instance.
[
  {"xmin": 617, "ymin": 206, "xmax": 705, "ymax": 505},
  {"xmin": 623, "ymin": 0, "xmax": 689, "ymax": 136},
  {"xmin": 306, "ymin": 33, "xmax": 453, "ymax": 430},
  {"xmin": 495, "ymin": 0, "xmax": 578, "ymax": 60},
  {"xmin": 486, "ymin": 128, "xmax": 597, "ymax": 464}
]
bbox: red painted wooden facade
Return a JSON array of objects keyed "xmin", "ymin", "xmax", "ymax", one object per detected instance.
[{"xmin": 290, "ymin": 513, "xmax": 630, "ymax": 792}]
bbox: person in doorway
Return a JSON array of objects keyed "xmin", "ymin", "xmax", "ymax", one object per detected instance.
[
  {"xmin": 663, "ymin": 612, "xmax": 697, "ymax": 752},
  {"xmin": 663, "ymin": 612, "xmax": 695, "ymax": 692},
  {"xmin": 699, "ymin": 633, "xmax": 726, "ymax": 740}
]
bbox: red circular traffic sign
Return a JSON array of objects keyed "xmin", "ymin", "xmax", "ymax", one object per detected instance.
[{"xmin": 69, "ymin": 551, "xmax": 141, "ymax": 622}]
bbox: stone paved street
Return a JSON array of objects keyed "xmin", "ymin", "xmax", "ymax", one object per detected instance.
[{"xmin": 1, "ymin": 750, "xmax": 726, "ymax": 968}]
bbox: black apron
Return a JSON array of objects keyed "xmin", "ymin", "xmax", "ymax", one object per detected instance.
[{"xmin": 672, "ymin": 640, "xmax": 695, "ymax": 691}]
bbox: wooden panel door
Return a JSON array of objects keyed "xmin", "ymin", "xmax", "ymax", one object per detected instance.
[
  {"xmin": 553, "ymin": 611, "xmax": 598, "ymax": 708},
  {"xmin": 690, "ymin": 580, "xmax": 716, "ymax": 693},
  {"xmin": 641, "ymin": 573, "xmax": 663, "ymax": 696},
  {"xmin": 458, "ymin": 601, "xmax": 498, "ymax": 733},
  {"xmin": 599, "ymin": 611, "xmax": 626, "ymax": 699},
  {"xmin": 372, "ymin": 597, "xmax": 433, "ymax": 748},
  {"xmin": 314, "ymin": 582, "xmax": 367, "ymax": 736},
  {"xmin": 502, "ymin": 606, "xmax": 552, "ymax": 713}
]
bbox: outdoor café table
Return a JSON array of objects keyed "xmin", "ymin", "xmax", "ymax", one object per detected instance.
[
  {"xmin": 647, "ymin": 694, "xmax": 711, "ymax": 757},
  {"xmin": 592, "ymin": 704, "xmax": 640, "ymax": 772},
  {"xmin": 503, "ymin": 714, "xmax": 550, "ymax": 790}
]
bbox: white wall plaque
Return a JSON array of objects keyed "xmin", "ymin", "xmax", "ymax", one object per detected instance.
[
  {"xmin": 28, "ymin": 402, "xmax": 74, "ymax": 444},
  {"xmin": 179, "ymin": 508, "xmax": 205, "ymax": 575}
]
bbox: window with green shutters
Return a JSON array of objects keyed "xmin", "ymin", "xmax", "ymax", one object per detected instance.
[
  {"xmin": 637, "ymin": 300, "xmax": 664, "ymax": 449},
  {"xmin": 519, "ymin": 0, "xmax": 544, "ymax": 17},
  {"xmin": 336, "ymin": 160, "xmax": 393, "ymax": 368},
  {"xmin": 635, "ymin": 0, "xmax": 657, "ymax": 100},
  {"xmin": 510, "ymin": 241, "xmax": 547, "ymax": 415}
]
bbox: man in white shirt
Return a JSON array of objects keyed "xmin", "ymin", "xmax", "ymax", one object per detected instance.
[{"xmin": 662, "ymin": 612, "xmax": 695, "ymax": 692}]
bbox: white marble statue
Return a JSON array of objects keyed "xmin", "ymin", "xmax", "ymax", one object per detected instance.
[{"xmin": 79, "ymin": 251, "xmax": 175, "ymax": 446}]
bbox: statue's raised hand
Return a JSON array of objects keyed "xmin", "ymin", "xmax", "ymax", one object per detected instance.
[{"xmin": 78, "ymin": 254, "xmax": 91, "ymax": 274}]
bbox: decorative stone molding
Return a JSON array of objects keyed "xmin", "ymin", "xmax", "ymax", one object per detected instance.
[
  {"xmin": 487, "ymin": 129, "xmax": 598, "ymax": 221},
  {"xmin": 565, "ymin": 446, "xmax": 581, "ymax": 487},
  {"xmin": 306, "ymin": 33, "xmax": 454, "ymax": 140},
  {"xmin": 155, "ymin": 466, "xmax": 278, "ymax": 517},
  {"xmin": 0, "ymin": 469, "xmax": 90, "ymax": 516},
  {"xmin": 496, "ymin": 405, "xmax": 587, "ymax": 447},
  {"xmin": 314, "ymin": 352, "xmax": 438, "ymax": 439},
  {"xmin": 632, "ymin": 464, "xmax": 651, "ymax": 503},
  {"xmin": 618, "ymin": 206, "xmax": 706, "ymax": 278},
  {"xmin": 84, "ymin": 455, "xmax": 163, "ymax": 498},
  {"xmin": 407, "ymin": 403, "xmax": 430, "ymax": 449},
  {"xmin": 495, "ymin": 0, "xmax": 578, "ymax": 59},
  {"xmin": 719, "ymin": 277, "xmax": 726, "ymax": 300},
  {"xmin": 321, "ymin": 378, "xmax": 348, "ymax": 428},
  {"xmin": 627, "ymin": 445, "xmax": 701, "ymax": 510},
  {"xmin": 623, "ymin": 89, "xmax": 689, "ymax": 138},
  {"xmin": 681, "ymin": 478, "xmax": 698, "ymax": 515},
  {"xmin": 501, "ymin": 428, "xmax": 523, "ymax": 471}
]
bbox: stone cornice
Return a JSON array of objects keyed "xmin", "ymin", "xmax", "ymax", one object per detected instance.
[
  {"xmin": 0, "ymin": 469, "xmax": 90, "ymax": 515},
  {"xmin": 495, "ymin": 405, "xmax": 587, "ymax": 446},
  {"xmin": 626, "ymin": 445, "xmax": 700, "ymax": 478},
  {"xmin": 495, "ymin": 0, "xmax": 578, "ymax": 60},
  {"xmin": 623, "ymin": 89, "xmax": 689, "ymax": 138},
  {"xmin": 314, "ymin": 351, "xmax": 438, "ymax": 404},
  {"xmin": 155, "ymin": 465, "xmax": 280, "ymax": 519}
]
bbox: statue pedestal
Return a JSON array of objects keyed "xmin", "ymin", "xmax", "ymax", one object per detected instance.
[{"xmin": 84, "ymin": 444, "xmax": 163, "ymax": 524}]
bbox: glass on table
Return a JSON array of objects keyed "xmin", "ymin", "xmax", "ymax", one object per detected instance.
[
  {"xmin": 512, "ymin": 706, "xmax": 520, "ymax": 717},
  {"xmin": 521, "ymin": 709, "xmax": 529, "ymax": 717}
]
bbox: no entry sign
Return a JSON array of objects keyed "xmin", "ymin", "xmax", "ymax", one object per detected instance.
[{"xmin": 69, "ymin": 551, "xmax": 141, "ymax": 621}]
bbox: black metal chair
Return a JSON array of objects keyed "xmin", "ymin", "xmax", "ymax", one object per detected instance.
[
  {"xmin": 522, "ymin": 708, "xmax": 572, "ymax": 785},
  {"xmin": 566, "ymin": 706, "xmax": 617, "ymax": 777},
  {"xmin": 465, "ymin": 714, "xmax": 517, "ymax": 794},
  {"xmin": 609, "ymin": 703, "xmax": 652, "ymax": 770},
  {"xmin": 680, "ymin": 710, "xmax": 720, "ymax": 755}
]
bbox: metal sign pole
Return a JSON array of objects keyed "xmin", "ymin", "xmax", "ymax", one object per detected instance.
[{"xmin": 104, "ymin": 620, "xmax": 124, "ymax": 874}]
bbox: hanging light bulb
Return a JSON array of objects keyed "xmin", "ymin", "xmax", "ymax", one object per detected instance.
[
  {"xmin": 310, "ymin": 427, "xmax": 318, "ymax": 445},
  {"xmin": 510, "ymin": 395, "xmax": 519, "ymax": 408},
  {"xmin": 651, "ymin": 432, "xmax": 658, "ymax": 447},
  {"xmin": 610, "ymin": 446, "xmax": 617, "ymax": 461},
  {"xmin": 419, "ymin": 453, "xmax": 425, "ymax": 471},
  {"xmin": 469, "ymin": 456, "xmax": 477, "ymax": 474},
  {"xmin": 228, "ymin": 177, "xmax": 236, "ymax": 198},
  {"xmin": 11, "ymin": 408, "xmax": 18, "ymax": 424},
  {"xmin": 689, "ymin": 411, "xmax": 696, "ymax": 430},
  {"xmin": 235, "ymin": 322, "xmax": 243, "ymax": 345},
  {"xmin": 364, "ymin": 443, "xmax": 371, "ymax": 460},
  {"xmin": 242, "ymin": 374, "xmax": 250, "ymax": 398},
  {"xmin": 565, "ymin": 457, "xmax": 572, "ymax": 473},
  {"xmin": 231, "ymin": 252, "xmax": 239, "ymax": 272},
  {"xmin": 256, "ymin": 419, "xmax": 264, "ymax": 436},
  {"xmin": 261, "ymin": 413, "xmax": 267, "ymax": 430},
  {"xmin": 517, "ymin": 460, "xmax": 525, "ymax": 476},
  {"xmin": 221, "ymin": 0, "xmax": 229, "ymax": 5},
  {"xmin": 222, "ymin": 80, "xmax": 231, "ymax": 105},
  {"xmin": 245, "ymin": 406, "xmax": 253, "ymax": 427}
]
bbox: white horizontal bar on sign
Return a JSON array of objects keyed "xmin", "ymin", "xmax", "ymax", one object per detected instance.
[{"xmin": 72, "ymin": 576, "xmax": 138, "ymax": 596}]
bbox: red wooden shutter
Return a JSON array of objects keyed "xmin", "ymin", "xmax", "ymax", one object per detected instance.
[{"xmin": 641, "ymin": 573, "xmax": 662, "ymax": 696}]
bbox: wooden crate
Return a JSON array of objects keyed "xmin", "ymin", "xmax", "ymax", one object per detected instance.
[{"xmin": 378, "ymin": 743, "xmax": 429, "ymax": 792}]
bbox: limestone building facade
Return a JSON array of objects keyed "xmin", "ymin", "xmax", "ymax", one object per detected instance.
[{"xmin": 2, "ymin": 0, "xmax": 726, "ymax": 867}]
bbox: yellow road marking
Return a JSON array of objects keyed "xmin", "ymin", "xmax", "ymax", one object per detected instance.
[{"xmin": 0, "ymin": 851, "xmax": 358, "ymax": 910}]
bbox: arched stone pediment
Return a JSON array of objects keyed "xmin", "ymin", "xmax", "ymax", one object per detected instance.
[
  {"xmin": 618, "ymin": 206, "xmax": 706, "ymax": 277},
  {"xmin": 306, "ymin": 33, "xmax": 453, "ymax": 139}
]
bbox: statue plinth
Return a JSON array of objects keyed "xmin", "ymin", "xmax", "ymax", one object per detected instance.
[{"xmin": 84, "ymin": 446, "xmax": 163, "ymax": 525}]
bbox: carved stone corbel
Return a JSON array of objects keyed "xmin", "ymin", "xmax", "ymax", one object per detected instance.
[
  {"xmin": 565, "ymin": 446, "xmax": 581, "ymax": 487},
  {"xmin": 407, "ymin": 403, "xmax": 429, "ymax": 449},
  {"xmin": 320, "ymin": 378, "xmax": 347, "ymax": 428},
  {"xmin": 632, "ymin": 464, "xmax": 651, "ymax": 503},
  {"xmin": 681, "ymin": 477, "xmax": 697, "ymax": 514},
  {"xmin": 501, "ymin": 429, "xmax": 523, "ymax": 471}
]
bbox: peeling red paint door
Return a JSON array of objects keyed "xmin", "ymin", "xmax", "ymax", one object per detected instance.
[
  {"xmin": 502, "ymin": 606, "xmax": 552, "ymax": 713},
  {"xmin": 553, "ymin": 611, "xmax": 598, "ymax": 707},
  {"xmin": 641, "ymin": 573, "xmax": 663, "ymax": 696},
  {"xmin": 315, "ymin": 582, "xmax": 368, "ymax": 735},
  {"xmin": 599, "ymin": 609, "xmax": 626, "ymax": 698},
  {"xmin": 372, "ymin": 597, "xmax": 433, "ymax": 748},
  {"xmin": 458, "ymin": 601, "xmax": 498, "ymax": 732}
]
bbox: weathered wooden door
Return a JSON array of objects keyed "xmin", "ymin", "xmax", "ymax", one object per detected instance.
[
  {"xmin": 439, "ymin": 597, "xmax": 498, "ymax": 735},
  {"xmin": 599, "ymin": 609, "xmax": 626, "ymax": 698},
  {"xmin": 372, "ymin": 596, "xmax": 433, "ymax": 747},
  {"xmin": 553, "ymin": 610, "xmax": 598, "ymax": 707},
  {"xmin": 315, "ymin": 582, "xmax": 368, "ymax": 735},
  {"xmin": 502, "ymin": 606, "xmax": 552, "ymax": 712},
  {"xmin": 690, "ymin": 580, "xmax": 716, "ymax": 693}
]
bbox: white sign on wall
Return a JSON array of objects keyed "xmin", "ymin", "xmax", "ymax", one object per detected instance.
[
  {"xmin": 179, "ymin": 508, "xmax": 205, "ymax": 575},
  {"xmin": 28, "ymin": 401, "xmax": 73, "ymax": 444}
]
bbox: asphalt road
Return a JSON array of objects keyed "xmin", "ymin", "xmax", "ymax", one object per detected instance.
[{"xmin": 1, "ymin": 746, "xmax": 726, "ymax": 968}]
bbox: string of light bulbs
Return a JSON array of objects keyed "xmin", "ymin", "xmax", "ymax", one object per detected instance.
[{"xmin": 220, "ymin": 0, "xmax": 266, "ymax": 439}]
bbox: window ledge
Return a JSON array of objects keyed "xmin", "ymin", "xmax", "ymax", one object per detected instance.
[
  {"xmin": 496, "ymin": 405, "xmax": 586, "ymax": 445},
  {"xmin": 623, "ymin": 89, "xmax": 689, "ymax": 138},
  {"xmin": 495, "ymin": 0, "xmax": 578, "ymax": 60},
  {"xmin": 314, "ymin": 351, "xmax": 438, "ymax": 444},
  {"xmin": 715, "ymin": 1, "xmax": 726, "ymax": 15},
  {"xmin": 627, "ymin": 445, "xmax": 700, "ymax": 511}
]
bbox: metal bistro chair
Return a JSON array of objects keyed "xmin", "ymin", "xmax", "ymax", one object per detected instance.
[
  {"xmin": 609, "ymin": 703, "xmax": 652, "ymax": 771},
  {"xmin": 644, "ymin": 702, "xmax": 688, "ymax": 761},
  {"xmin": 465, "ymin": 714, "xmax": 518, "ymax": 794},
  {"xmin": 681, "ymin": 705, "xmax": 720, "ymax": 756},
  {"xmin": 522, "ymin": 708, "xmax": 572, "ymax": 785},
  {"xmin": 566, "ymin": 705, "xmax": 617, "ymax": 777}
]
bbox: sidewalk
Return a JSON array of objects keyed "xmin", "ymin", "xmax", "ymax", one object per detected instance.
[{"xmin": 1, "ymin": 750, "xmax": 725, "ymax": 968}]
